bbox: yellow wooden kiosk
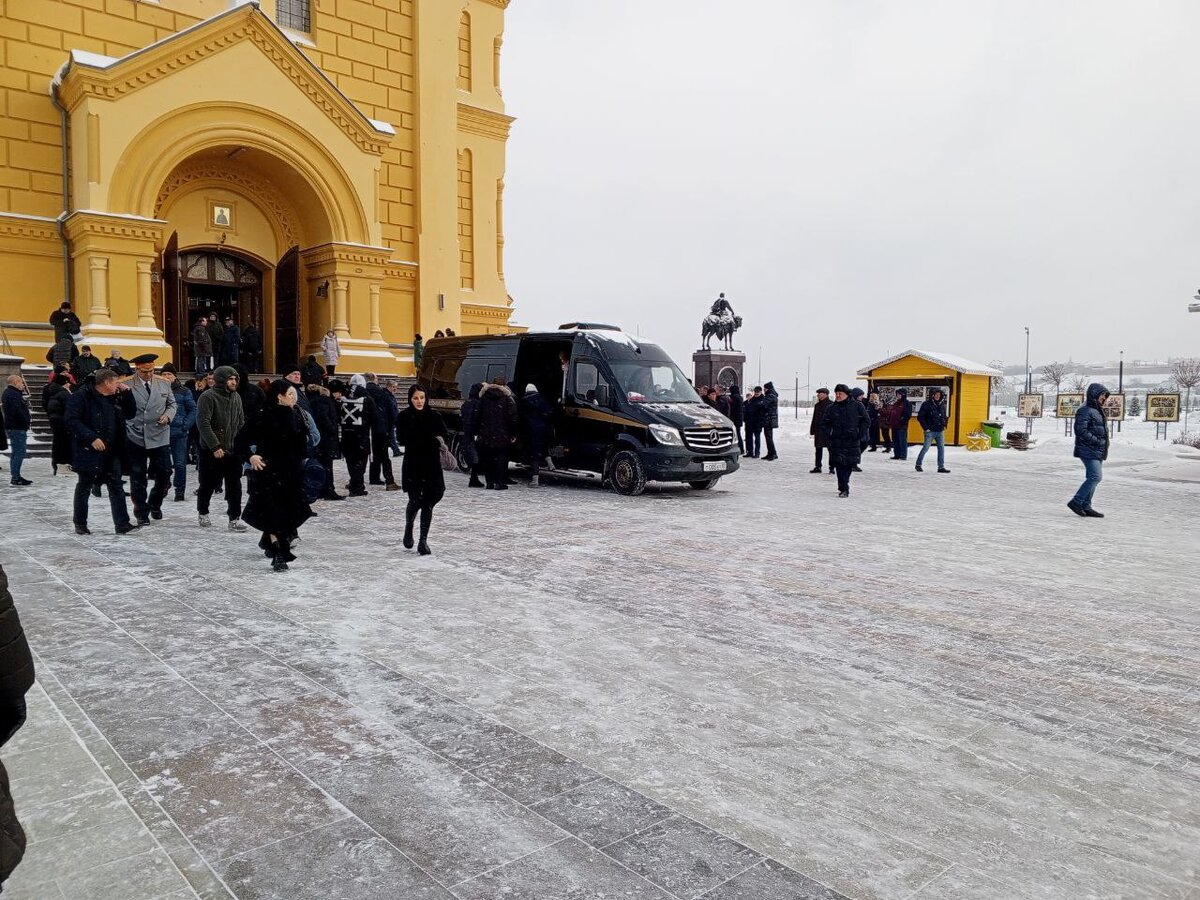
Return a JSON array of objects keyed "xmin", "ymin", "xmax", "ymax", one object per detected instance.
[{"xmin": 858, "ymin": 350, "xmax": 1001, "ymax": 447}]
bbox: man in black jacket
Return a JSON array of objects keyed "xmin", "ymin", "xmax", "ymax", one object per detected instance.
[
  {"xmin": 70, "ymin": 345, "xmax": 102, "ymax": 382},
  {"xmin": 364, "ymin": 373, "xmax": 400, "ymax": 490},
  {"xmin": 915, "ymin": 388, "xmax": 950, "ymax": 473},
  {"xmin": 762, "ymin": 381, "xmax": 780, "ymax": 461},
  {"xmin": 306, "ymin": 384, "xmax": 344, "ymax": 500},
  {"xmin": 810, "ymin": 387, "xmax": 832, "ymax": 474},
  {"xmin": 727, "ymin": 383, "xmax": 744, "ymax": 454},
  {"xmin": 49, "ymin": 301, "xmax": 81, "ymax": 342},
  {"xmin": 329, "ymin": 377, "xmax": 376, "ymax": 496},
  {"xmin": 743, "ymin": 387, "xmax": 764, "ymax": 458},
  {"xmin": 65, "ymin": 368, "xmax": 137, "ymax": 534},
  {"xmin": 2, "ymin": 376, "xmax": 31, "ymax": 486},
  {"xmin": 822, "ymin": 384, "xmax": 870, "ymax": 498},
  {"xmin": 0, "ymin": 565, "xmax": 35, "ymax": 891}
]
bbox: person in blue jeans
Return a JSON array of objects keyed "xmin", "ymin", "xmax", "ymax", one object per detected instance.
[
  {"xmin": 915, "ymin": 387, "xmax": 950, "ymax": 473},
  {"xmin": 161, "ymin": 364, "xmax": 197, "ymax": 502},
  {"xmin": 2, "ymin": 375, "xmax": 31, "ymax": 486},
  {"xmin": 887, "ymin": 388, "xmax": 912, "ymax": 460},
  {"xmin": 1068, "ymin": 382, "xmax": 1110, "ymax": 518}
]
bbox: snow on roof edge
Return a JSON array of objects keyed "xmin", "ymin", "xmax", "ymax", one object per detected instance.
[{"xmin": 857, "ymin": 349, "xmax": 1002, "ymax": 377}]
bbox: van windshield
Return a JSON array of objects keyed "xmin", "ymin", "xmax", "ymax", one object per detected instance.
[{"xmin": 609, "ymin": 360, "xmax": 700, "ymax": 404}]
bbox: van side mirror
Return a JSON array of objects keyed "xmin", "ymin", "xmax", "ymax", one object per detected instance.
[{"xmin": 594, "ymin": 383, "xmax": 611, "ymax": 408}]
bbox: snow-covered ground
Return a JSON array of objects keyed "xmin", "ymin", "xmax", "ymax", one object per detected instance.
[{"xmin": 0, "ymin": 427, "xmax": 1196, "ymax": 899}]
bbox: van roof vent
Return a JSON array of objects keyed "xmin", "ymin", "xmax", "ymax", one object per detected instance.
[{"xmin": 558, "ymin": 322, "xmax": 621, "ymax": 332}]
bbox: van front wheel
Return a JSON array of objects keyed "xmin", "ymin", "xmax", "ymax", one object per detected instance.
[{"xmin": 608, "ymin": 449, "xmax": 647, "ymax": 496}]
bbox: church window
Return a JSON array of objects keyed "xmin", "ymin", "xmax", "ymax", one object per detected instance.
[{"xmin": 277, "ymin": 0, "xmax": 311, "ymax": 33}]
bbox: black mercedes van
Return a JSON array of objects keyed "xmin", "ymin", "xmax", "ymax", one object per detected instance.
[{"xmin": 418, "ymin": 324, "xmax": 740, "ymax": 495}]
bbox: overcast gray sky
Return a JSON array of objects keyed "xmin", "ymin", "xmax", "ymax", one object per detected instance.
[{"xmin": 500, "ymin": 0, "xmax": 1200, "ymax": 393}]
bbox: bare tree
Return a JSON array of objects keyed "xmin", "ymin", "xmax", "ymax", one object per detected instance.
[
  {"xmin": 1068, "ymin": 374, "xmax": 1089, "ymax": 392},
  {"xmin": 1038, "ymin": 361, "xmax": 1068, "ymax": 392},
  {"xmin": 1171, "ymin": 357, "xmax": 1200, "ymax": 432}
]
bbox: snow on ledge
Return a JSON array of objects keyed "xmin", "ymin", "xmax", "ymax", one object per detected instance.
[
  {"xmin": 70, "ymin": 50, "xmax": 119, "ymax": 68},
  {"xmin": 368, "ymin": 118, "xmax": 396, "ymax": 136}
]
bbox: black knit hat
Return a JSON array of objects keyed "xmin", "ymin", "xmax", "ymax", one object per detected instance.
[{"xmin": 834, "ymin": 383, "xmax": 851, "ymax": 395}]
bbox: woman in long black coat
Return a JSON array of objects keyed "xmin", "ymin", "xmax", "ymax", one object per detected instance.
[
  {"xmin": 237, "ymin": 380, "xmax": 313, "ymax": 571},
  {"xmin": 44, "ymin": 373, "xmax": 73, "ymax": 475},
  {"xmin": 396, "ymin": 383, "xmax": 447, "ymax": 555},
  {"xmin": 822, "ymin": 384, "xmax": 870, "ymax": 498}
]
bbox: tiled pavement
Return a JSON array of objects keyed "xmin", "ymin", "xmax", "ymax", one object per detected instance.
[{"xmin": 0, "ymin": 435, "xmax": 1196, "ymax": 899}]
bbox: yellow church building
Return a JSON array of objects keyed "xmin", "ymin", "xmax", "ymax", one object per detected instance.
[{"xmin": 0, "ymin": 0, "xmax": 518, "ymax": 374}]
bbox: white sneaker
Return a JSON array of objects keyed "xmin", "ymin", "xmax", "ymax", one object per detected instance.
[
  {"xmin": 228, "ymin": 518, "xmax": 248, "ymax": 532},
  {"xmin": 198, "ymin": 514, "xmax": 211, "ymax": 527}
]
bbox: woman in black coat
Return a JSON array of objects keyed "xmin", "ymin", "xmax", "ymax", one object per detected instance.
[
  {"xmin": 44, "ymin": 373, "xmax": 73, "ymax": 475},
  {"xmin": 396, "ymin": 383, "xmax": 447, "ymax": 555},
  {"xmin": 822, "ymin": 384, "xmax": 870, "ymax": 498},
  {"xmin": 237, "ymin": 380, "xmax": 313, "ymax": 571}
]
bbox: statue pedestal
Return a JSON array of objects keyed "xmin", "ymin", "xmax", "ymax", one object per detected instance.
[{"xmin": 693, "ymin": 350, "xmax": 747, "ymax": 392}]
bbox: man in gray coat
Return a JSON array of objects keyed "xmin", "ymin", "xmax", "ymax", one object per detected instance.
[{"xmin": 124, "ymin": 353, "xmax": 176, "ymax": 525}]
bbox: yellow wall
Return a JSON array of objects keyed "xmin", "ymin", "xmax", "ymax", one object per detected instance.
[
  {"xmin": 865, "ymin": 355, "xmax": 992, "ymax": 446},
  {"xmin": 0, "ymin": 0, "xmax": 516, "ymax": 373}
]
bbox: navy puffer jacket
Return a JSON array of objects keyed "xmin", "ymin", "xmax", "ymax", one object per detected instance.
[
  {"xmin": 1073, "ymin": 383, "xmax": 1110, "ymax": 461},
  {"xmin": 917, "ymin": 392, "xmax": 948, "ymax": 433}
]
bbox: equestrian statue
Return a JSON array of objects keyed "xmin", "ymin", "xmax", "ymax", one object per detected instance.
[{"xmin": 701, "ymin": 293, "xmax": 742, "ymax": 351}]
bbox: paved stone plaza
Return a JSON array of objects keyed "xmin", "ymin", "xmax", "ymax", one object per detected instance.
[{"xmin": 1, "ymin": 429, "xmax": 1197, "ymax": 899}]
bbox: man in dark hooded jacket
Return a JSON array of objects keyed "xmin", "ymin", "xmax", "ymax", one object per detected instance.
[
  {"xmin": 1068, "ymin": 382, "xmax": 1110, "ymax": 518},
  {"xmin": 460, "ymin": 382, "xmax": 484, "ymax": 487},
  {"xmin": 233, "ymin": 364, "xmax": 266, "ymax": 425},
  {"xmin": 65, "ymin": 368, "xmax": 137, "ymax": 534},
  {"xmin": 0, "ymin": 565, "xmax": 34, "ymax": 890},
  {"xmin": 822, "ymin": 384, "xmax": 870, "ymax": 497},
  {"xmin": 241, "ymin": 323, "xmax": 262, "ymax": 372},
  {"xmin": 916, "ymin": 387, "xmax": 950, "ymax": 473},
  {"xmin": 810, "ymin": 387, "xmax": 832, "ymax": 473},
  {"xmin": 473, "ymin": 378, "xmax": 518, "ymax": 489},
  {"xmin": 519, "ymin": 384, "xmax": 552, "ymax": 486}
]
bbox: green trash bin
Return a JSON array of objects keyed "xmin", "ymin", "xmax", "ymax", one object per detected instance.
[{"xmin": 981, "ymin": 421, "xmax": 1002, "ymax": 448}]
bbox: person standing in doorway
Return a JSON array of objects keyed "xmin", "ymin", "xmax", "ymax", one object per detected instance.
[
  {"xmin": 2, "ymin": 376, "xmax": 31, "ymax": 486},
  {"xmin": 221, "ymin": 316, "xmax": 241, "ymax": 367},
  {"xmin": 321, "ymin": 329, "xmax": 341, "ymax": 376},
  {"xmin": 1068, "ymin": 383, "xmax": 1111, "ymax": 518},
  {"xmin": 519, "ymin": 384, "xmax": 552, "ymax": 486},
  {"xmin": 196, "ymin": 366, "xmax": 248, "ymax": 531},
  {"xmin": 64, "ymin": 368, "xmax": 137, "ymax": 534},
  {"xmin": 241, "ymin": 322, "xmax": 262, "ymax": 372},
  {"xmin": 762, "ymin": 381, "xmax": 780, "ymax": 461},
  {"xmin": 192, "ymin": 316, "xmax": 214, "ymax": 375},
  {"xmin": 810, "ymin": 387, "xmax": 832, "ymax": 473},
  {"xmin": 887, "ymin": 388, "xmax": 912, "ymax": 460},
  {"xmin": 822, "ymin": 384, "xmax": 870, "ymax": 498},
  {"xmin": 412, "ymin": 333, "xmax": 424, "ymax": 370},
  {"xmin": 397, "ymin": 384, "xmax": 448, "ymax": 555},
  {"xmin": 915, "ymin": 387, "xmax": 951, "ymax": 473},
  {"xmin": 206, "ymin": 314, "xmax": 224, "ymax": 367}
]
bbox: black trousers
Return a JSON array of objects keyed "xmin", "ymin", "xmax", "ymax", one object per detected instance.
[
  {"xmin": 343, "ymin": 435, "xmax": 368, "ymax": 492},
  {"xmin": 814, "ymin": 444, "xmax": 828, "ymax": 469},
  {"xmin": 763, "ymin": 427, "xmax": 777, "ymax": 458},
  {"xmin": 480, "ymin": 445, "xmax": 509, "ymax": 487},
  {"xmin": 733, "ymin": 424, "xmax": 744, "ymax": 453},
  {"xmin": 126, "ymin": 444, "xmax": 171, "ymax": 518},
  {"xmin": 197, "ymin": 451, "xmax": 243, "ymax": 519},
  {"xmin": 835, "ymin": 464, "xmax": 853, "ymax": 492},
  {"xmin": 74, "ymin": 463, "xmax": 130, "ymax": 529},
  {"xmin": 369, "ymin": 433, "xmax": 395, "ymax": 484}
]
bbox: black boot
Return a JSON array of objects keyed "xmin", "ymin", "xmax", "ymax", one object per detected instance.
[
  {"xmin": 403, "ymin": 501, "xmax": 417, "ymax": 549},
  {"xmin": 417, "ymin": 507, "xmax": 433, "ymax": 555}
]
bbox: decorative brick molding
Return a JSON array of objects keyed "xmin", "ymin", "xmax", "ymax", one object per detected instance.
[
  {"xmin": 0, "ymin": 214, "xmax": 59, "ymax": 242},
  {"xmin": 155, "ymin": 162, "xmax": 302, "ymax": 248},
  {"xmin": 300, "ymin": 242, "xmax": 393, "ymax": 269},
  {"xmin": 457, "ymin": 103, "xmax": 515, "ymax": 141},
  {"xmin": 56, "ymin": 4, "xmax": 392, "ymax": 156},
  {"xmin": 63, "ymin": 211, "xmax": 166, "ymax": 244}
]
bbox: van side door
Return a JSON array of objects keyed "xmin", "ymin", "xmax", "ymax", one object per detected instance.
[{"xmin": 562, "ymin": 358, "xmax": 618, "ymax": 471}]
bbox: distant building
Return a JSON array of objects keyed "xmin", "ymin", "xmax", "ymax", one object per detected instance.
[{"xmin": 0, "ymin": 0, "xmax": 518, "ymax": 373}]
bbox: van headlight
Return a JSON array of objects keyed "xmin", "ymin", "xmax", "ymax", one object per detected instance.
[{"xmin": 649, "ymin": 424, "xmax": 682, "ymax": 446}]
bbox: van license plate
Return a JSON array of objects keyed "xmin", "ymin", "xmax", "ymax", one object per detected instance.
[{"xmin": 702, "ymin": 461, "xmax": 727, "ymax": 472}]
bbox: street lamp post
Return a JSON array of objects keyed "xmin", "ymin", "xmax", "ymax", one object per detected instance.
[
  {"xmin": 1024, "ymin": 327, "xmax": 1031, "ymax": 394},
  {"xmin": 1117, "ymin": 350, "xmax": 1124, "ymax": 433}
]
